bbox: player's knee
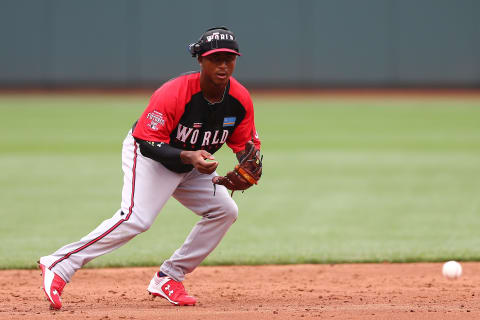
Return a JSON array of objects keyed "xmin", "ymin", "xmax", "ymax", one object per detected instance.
[
  {"xmin": 135, "ymin": 222, "xmax": 151, "ymax": 233},
  {"xmin": 222, "ymin": 200, "xmax": 238, "ymax": 223},
  {"xmin": 123, "ymin": 216, "xmax": 153, "ymax": 235}
]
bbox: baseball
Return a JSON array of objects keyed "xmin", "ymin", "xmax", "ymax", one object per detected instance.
[{"xmin": 442, "ymin": 261, "xmax": 462, "ymax": 279}]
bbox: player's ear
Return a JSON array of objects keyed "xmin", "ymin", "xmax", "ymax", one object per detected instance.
[{"xmin": 197, "ymin": 56, "xmax": 203, "ymax": 65}]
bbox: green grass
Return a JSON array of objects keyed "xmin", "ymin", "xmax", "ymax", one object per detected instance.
[{"xmin": 1, "ymin": 93, "xmax": 480, "ymax": 269}]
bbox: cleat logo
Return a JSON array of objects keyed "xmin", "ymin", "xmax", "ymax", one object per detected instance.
[
  {"xmin": 52, "ymin": 289, "xmax": 58, "ymax": 296},
  {"xmin": 164, "ymin": 284, "xmax": 174, "ymax": 296}
]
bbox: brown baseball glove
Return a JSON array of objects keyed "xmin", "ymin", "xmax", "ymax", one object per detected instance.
[{"xmin": 212, "ymin": 141, "xmax": 263, "ymax": 195}]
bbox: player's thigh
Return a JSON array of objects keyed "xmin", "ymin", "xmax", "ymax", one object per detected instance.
[
  {"xmin": 121, "ymin": 133, "xmax": 184, "ymax": 224},
  {"xmin": 173, "ymin": 170, "xmax": 237, "ymax": 218}
]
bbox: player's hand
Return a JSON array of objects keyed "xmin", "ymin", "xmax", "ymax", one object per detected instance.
[{"xmin": 180, "ymin": 150, "xmax": 218, "ymax": 174}]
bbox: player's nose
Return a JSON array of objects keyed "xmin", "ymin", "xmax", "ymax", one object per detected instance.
[{"xmin": 217, "ymin": 65, "xmax": 228, "ymax": 74}]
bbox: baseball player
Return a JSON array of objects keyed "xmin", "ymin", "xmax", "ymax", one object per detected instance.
[{"xmin": 38, "ymin": 26, "xmax": 262, "ymax": 309}]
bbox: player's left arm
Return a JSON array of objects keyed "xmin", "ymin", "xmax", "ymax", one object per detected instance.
[
  {"xmin": 212, "ymin": 96, "xmax": 262, "ymax": 193},
  {"xmin": 226, "ymin": 94, "xmax": 261, "ymax": 155}
]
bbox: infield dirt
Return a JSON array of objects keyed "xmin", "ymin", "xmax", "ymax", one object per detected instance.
[{"xmin": 1, "ymin": 263, "xmax": 479, "ymax": 319}]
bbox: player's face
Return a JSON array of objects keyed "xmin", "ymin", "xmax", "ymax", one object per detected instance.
[{"xmin": 199, "ymin": 52, "xmax": 237, "ymax": 87}]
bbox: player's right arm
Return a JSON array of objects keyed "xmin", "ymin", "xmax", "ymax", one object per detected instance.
[{"xmin": 134, "ymin": 139, "xmax": 218, "ymax": 174}]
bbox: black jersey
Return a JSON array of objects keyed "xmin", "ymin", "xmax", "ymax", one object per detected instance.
[{"xmin": 132, "ymin": 72, "xmax": 260, "ymax": 172}]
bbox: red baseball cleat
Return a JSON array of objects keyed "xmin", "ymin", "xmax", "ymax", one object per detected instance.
[
  {"xmin": 39, "ymin": 263, "xmax": 66, "ymax": 310},
  {"xmin": 147, "ymin": 272, "xmax": 196, "ymax": 306}
]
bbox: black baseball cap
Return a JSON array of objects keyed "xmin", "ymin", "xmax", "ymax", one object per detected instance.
[{"xmin": 189, "ymin": 26, "xmax": 241, "ymax": 57}]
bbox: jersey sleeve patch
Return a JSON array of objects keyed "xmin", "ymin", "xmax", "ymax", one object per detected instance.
[{"xmin": 146, "ymin": 110, "xmax": 166, "ymax": 131}]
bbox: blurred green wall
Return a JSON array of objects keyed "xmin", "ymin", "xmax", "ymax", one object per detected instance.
[{"xmin": 1, "ymin": 0, "xmax": 479, "ymax": 87}]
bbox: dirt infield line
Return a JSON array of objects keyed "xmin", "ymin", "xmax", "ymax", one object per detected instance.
[{"xmin": 1, "ymin": 263, "xmax": 479, "ymax": 320}]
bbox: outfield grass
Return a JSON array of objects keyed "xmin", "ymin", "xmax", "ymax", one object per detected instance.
[{"xmin": 1, "ymin": 93, "xmax": 479, "ymax": 269}]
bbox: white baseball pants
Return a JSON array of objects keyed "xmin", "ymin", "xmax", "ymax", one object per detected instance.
[{"xmin": 40, "ymin": 130, "xmax": 238, "ymax": 282}]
